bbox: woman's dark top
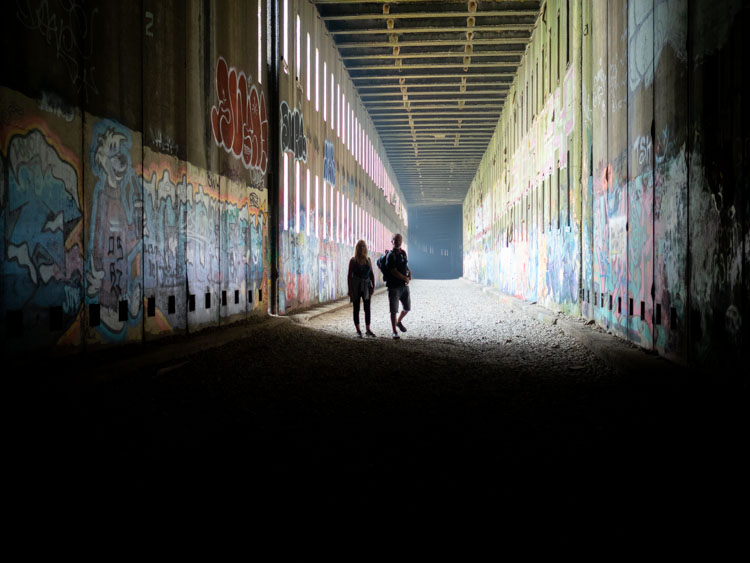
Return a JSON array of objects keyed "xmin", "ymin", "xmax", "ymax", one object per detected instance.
[{"xmin": 348, "ymin": 257, "xmax": 375, "ymax": 301}]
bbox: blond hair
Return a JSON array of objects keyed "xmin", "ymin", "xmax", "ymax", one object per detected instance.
[{"xmin": 355, "ymin": 239, "xmax": 368, "ymax": 264}]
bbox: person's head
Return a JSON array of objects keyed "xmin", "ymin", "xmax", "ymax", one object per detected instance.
[
  {"xmin": 391, "ymin": 233, "xmax": 403, "ymax": 249},
  {"xmin": 355, "ymin": 239, "xmax": 368, "ymax": 263}
]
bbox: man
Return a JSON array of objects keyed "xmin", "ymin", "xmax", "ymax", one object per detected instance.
[{"xmin": 386, "ymin": 233, "xmax": 412, "ymax": 340}]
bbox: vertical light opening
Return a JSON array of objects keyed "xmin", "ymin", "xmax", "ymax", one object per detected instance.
[
  {"xmin": 322, "ymin": 180, "xmax": 327, "ymax": 239},
  {"xmin": 337, "ymin": 84, "xmax": 341, "ymax": 137},
  {"xmin": 296, "ymin": 15, "xmax": 300, "ymax": 80},
  {"xmin": 306, "ymin": 32, "xmax": 311, "ymax": 100},
  {"xmin": 283, "ymin": 0, "xmax": 288, "ymax": 72},
  {"xmin": 283, "ymin": 153, "xmax": 289, "ymax": 230},
  {"xmin": 315, "ymin": 48, "xmax": 319, "ymax": 111},
  {"xmin": 306, "ymin": 168, "xmax": 310, "ymax": 236},
  {"xmin": 315, "ymin": 175, "xmax": 319, "ymax": 238},
  {"xmin": 257, "ymin": 0, "xmax": 262, "ymax": 83},
  {"xmin": 330, "ymin": 73, "xmax": 334, "ymax": 130},
  {"xmin": 323, "ymin": 61, "xmax": 327, "ymax": 120},
  {"xmin": 295, "ymin": 160, "xmax": 300, "ymax": 233}
]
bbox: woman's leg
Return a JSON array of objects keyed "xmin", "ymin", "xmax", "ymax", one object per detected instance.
[
  {"xmin": 364, "ymin": 298, "xmax": 371, "ymax": 327},
  {"xmin": 353, "ymin": 295, "xmax": 361, "ymax": 332}
]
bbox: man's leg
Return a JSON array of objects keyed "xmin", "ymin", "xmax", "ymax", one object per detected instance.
[
  {"xmin": 396, "ymin": 285, "xmax": 410, "ymax": 331},
  {"xmin": 388, "ymin": 287, "xmax": 400, "ymax": 338}
]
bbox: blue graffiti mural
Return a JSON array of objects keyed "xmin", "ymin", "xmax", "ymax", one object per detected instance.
[
  {"xmin": 2, "ymin": 127, "xmax": 83, "ymax": 337},
  {"xmin": 86, "ymin": 120, "xmax": 143, "ymax": 340}
]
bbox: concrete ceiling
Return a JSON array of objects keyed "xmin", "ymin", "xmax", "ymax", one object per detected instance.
[{"xmin": 313, "ymin": 0, "xmax": 541, "ymax": 206}]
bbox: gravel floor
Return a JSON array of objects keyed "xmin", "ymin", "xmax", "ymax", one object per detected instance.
[
  {"xmin": 308, "ymin": 279, "xmax": 612, "ymax": 380},
  {"xmin": 19, "ymin": 279, "xmax": 745, "ymax": 547}
]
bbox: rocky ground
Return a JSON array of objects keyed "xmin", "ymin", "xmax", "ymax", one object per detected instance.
[{"xmin": 18, "ymin": 279, "xmax": 746, "ymax": 549}]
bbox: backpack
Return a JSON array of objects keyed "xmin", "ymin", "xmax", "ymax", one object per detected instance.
[{"xmin": 376, "ymin": 250, "xmax": 392, "ymax": 282}]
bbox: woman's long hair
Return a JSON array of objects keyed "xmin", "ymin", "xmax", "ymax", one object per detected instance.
[{"xmin": 354, "ymin": 239, "xmax": 368, "ymax": 264}]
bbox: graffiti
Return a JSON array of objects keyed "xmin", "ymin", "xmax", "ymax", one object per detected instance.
[
  {"xmin": 16, "ymin": 0, "xmax": 99, "ymax": 101},
  {"xmin": 629, "ymin": 0, "xmax": 688, "ymax": 92},
  {"xmin": 150, "ymin": 127, "xmax": 179, "ymax": 155},
  {"xmin": 632, "ymin": 134, "xmax": 653, "ymax": 168},
  {"xmin": 2, "ymin": 125, "xmax": 83, "ymax": 336},
  {"xmin": 608, "ymin": 60, "xmax": 626, "ymax": 114},
  {"xmin": 593, "ymin": 62, "xmax": 607, "ymax": 117},
  {"xmin": 280, "ymin": 101, "xmax": 307, "ymax": 162},
  {"xmin": 86, "ymin": 120, "xmax": 143, "ymax": 339},
  {"xmin": 210, "ymin": 56, "xmax": 269, "ymax": 175},
  {"xmin": 39, "ymin": 91, "xmax": 75, "ymax": 122},
  {"xmin": 323, "ymin": 139, "xmax": 336, "ymax": 186}
]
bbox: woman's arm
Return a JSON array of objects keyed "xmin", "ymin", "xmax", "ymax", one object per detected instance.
[{"xmin": 347, "ymin": 258, "xmax": 355, "ymax": 296}]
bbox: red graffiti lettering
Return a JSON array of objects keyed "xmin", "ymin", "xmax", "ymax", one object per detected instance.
[{"xmin": 211, "ymin": 57, "xmax": 268, "ymax": 174}]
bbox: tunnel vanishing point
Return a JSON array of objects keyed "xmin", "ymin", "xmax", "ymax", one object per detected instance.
[{"xmin": 1, "ymin": 0, "xmax": 748, "ymax": 375}]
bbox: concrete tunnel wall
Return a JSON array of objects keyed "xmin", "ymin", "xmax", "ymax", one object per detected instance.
[
  {"xmin": 277, "ymin": 0, "xmax": 408, "ymax": 313},
  {"xmin": 462, "ymin": 0, "xmax": 749, "ymax": 370},
  {"xmin": 0, "ymin": 0, "xmax": 407, "ymax": 353}
]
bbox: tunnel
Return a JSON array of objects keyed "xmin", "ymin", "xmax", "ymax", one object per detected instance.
[{"xmin": 2, "ymin": 0, "xmax": 748, "ymax": 548}]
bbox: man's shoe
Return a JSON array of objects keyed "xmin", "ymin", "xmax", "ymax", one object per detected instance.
[
  {"xmin": 397, "ymin": 321, "xmax": 407, "ymax": 333},
  {"xmin": 392, "ymin": 332, "xmax": 400, "ymax": 340}
]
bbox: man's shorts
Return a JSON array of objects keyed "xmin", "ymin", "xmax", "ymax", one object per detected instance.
[{"xmin": 388, "ymin": 284, "xmax": 411, "ymax": 314}]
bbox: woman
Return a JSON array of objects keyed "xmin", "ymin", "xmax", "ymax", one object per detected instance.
[{"xmin": 348, "ymin": 240, "xmax": 376, "ymax": 338}]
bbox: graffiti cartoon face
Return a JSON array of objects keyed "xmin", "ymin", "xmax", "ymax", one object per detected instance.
[{"xmin": 94, "ymin": 128, "xmax": 129, "ymax": 189}]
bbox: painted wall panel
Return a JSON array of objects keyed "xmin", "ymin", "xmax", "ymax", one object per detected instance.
[
  {"xmin": 142, "ymin": 151, "xmax": 188, "ymax": 338},
  {"xmin": 653, "ymin": 0, "xmax": 688, "ymax": 361},
  {"xmin": 607, "ymin": 0, "xmax": 629, "ymax": 338},
  {"xmin": 0, "ymin": 89, "xmax": 84, "ymax": 349},
  {"xmin": 463, "ymin": 0, "xmax": 747, "ymax": 372},
  {"xmin": 592, "ymin": 0, "xmax": 610, "ymax": 328},
  {"xmin": 688, "ymin": 0, "xmax": 748, "ymax": 369},
  {"xmin": 627, "ymin": 0, "xmax": 654, "ymax": 349}
]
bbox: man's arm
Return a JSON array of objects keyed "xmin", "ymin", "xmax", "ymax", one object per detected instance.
[{"xmin": 390, "ymin": 267, "xmax": 409, "ymax": 284}]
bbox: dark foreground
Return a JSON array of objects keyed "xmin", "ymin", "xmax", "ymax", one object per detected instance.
[{"xmin": 16, "ymin": 298, "xmax": 747, "ymax": 551}]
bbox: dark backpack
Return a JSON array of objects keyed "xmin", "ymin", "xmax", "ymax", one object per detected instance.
[{"xmin": 376, "ymin": 250, "xmax": 392, "ymax": 282}]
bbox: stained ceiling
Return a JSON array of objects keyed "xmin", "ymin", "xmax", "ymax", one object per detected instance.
[{"xmin": 313, "ymin": 0, "xmax": 541, "ymax": 207}]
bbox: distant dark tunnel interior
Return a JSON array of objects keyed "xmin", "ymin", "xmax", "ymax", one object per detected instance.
[{"xmin": 407, "ymin": 205, "xmax": 463, "ymax": 279}]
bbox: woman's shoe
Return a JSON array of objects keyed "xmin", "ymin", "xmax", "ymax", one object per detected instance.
[
  {"xmin": 355, "ymin": 327, "xmax": 363, "ymax": 338},
  {"xmin": 365, "ymin": 329, "xmax": 376, "ymax": 337}
]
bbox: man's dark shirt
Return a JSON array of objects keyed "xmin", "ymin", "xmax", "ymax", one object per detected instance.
[{"xmin": 385, "ymin": 248, "xmax": 408, "ymax": 288}]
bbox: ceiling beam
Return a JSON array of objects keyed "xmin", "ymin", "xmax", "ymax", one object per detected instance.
[
  {"xmin": 347, "ymin": 61, "xmax": 520, "ymax": 71},
  {"xmin": 336, "ymin": 38, "xmax": 532, "ymax": 48},
  {"xmin": 321, "ymin": 11, "xmax": 538, "ymax": 21},
  {"xmin": 330, "ymin": 25, "xmax": 534, "ymax": 35},
  {"xmin": 361, "ymin": 89, "xmax": 508, "ymax": 97},
  {"xmin": 342, "ymin": 50, "xmax": 524, "ymax": 61},
  {"xmin": 351, "ymin": 72, "xmax": 514, "ymax": 80},
  {"xmin": 357, "ymin": 82, "xmax": 512, "ymax": 90}
]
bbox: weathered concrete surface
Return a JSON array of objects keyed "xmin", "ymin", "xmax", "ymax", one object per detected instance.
[{"xmin": 17, "ymin": 279, "xmax": 745, "ymax": 549}]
